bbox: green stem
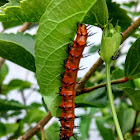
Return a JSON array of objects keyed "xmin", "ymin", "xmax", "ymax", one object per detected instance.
[{"xmin": 106, "ymin": 63, "xmax": 124, "ymax": 140}]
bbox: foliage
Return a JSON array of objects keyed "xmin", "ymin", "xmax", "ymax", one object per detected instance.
[
  {"xmin": 106, "ymin": 0, "xmax": 132, "ymax": 32},
  {"xmin": 35, "ymin": 0, "xmax": 108, "ymax": 116},
  {"xmin": 0, "ymin": 0, "xmax": 140, "ymax": 140},
  {"xmin": 125, "ymin": 37, "xmax": 140, "ymax": 79},
  {"xmin": 0, "ymin": 32, "xmax": 35, "ymax": 72},
  {"xmin": 75, "ymin": 88, "xmax": 108, "ymax": 108},
  {"xmin": 0, "ymin": 0, "xmax": 49, "ymax": 22}
]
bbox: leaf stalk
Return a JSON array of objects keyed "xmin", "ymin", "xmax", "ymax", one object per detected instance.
[{"xmin": 106, "ymin": 63, "xmax": 124, "ymax": 140}]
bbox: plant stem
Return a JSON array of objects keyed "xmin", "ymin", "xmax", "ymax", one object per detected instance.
[
  {"xmin": 106, "ymin": 63, "xmax": 124, "ymax": 140},
  {"xmin": 79, "ymin": 77, "xmax": 129, "ymax": 94},
  {"xmin": 18, "ymin": 22, "xmax": 31, "ymax": 32},
  {"xmin": 41, "ymin": 128, "xmax": 45, "ymax": 140},
  {"xmin": 19, "ymin": 111, "xmax": 52, "ymax": 140}
]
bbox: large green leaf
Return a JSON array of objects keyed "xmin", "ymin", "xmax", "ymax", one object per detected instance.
[
  {"xmin": 106, "ymin": 0, "xmax": 132, "ymax": 32},
  {"xmin": 0, "ymin": 32, "xmax": 35, "ymax": 72},
  {"xmin": 125, "ymin": 37, "xmax": 140, "ymax": 79},
  {"xmin": 0, "ymin": 0, "xmax": 49, "ymax": 22},
  {"xmin": 117, "ymin": 103, "xmax": 136, "ymax": 135},
  {"xmin": 35, "ymin": 0, "xmax": 109, "ymax": 116},
  {"xmin": 124, "ymin": 88, "xmax": 140, "ymax": 111}
]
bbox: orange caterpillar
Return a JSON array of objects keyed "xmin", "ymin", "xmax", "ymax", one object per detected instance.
[{"xmin": 59, "ymin": 23, "xmax": 88, "ymax": 140}]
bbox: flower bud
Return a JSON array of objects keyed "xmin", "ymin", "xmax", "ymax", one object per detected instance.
[{"xmin": 100, "ymin": 23, "xmax": 121, "ymax": 63}]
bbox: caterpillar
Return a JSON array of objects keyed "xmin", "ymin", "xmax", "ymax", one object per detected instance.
[{"xmin": 59, "ymin": 23, "xmax": 88, "ymax": 140}]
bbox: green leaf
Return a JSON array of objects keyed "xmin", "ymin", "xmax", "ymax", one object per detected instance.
[
  {"xmin": 0, "ymin": 110, "xmax": 22, "ymax": 120},
  {"xmin": 79, "ymin": 115, "xmax": 91, "ymax": 139},
  {"xmin": 106, "ymin": 0, "xmax": 132, "ymax": 32},
  {"xmin": 0, "ymin": 0, "xmax": 49, "ymax": 22},
  {"xmin": 0, "ymin": 99, "xmax": 28, "ymax": 111},
  {"xmin": 0, "ymin": 123, "xmax": 6, "ymax": 136},
  {"xmin": 5, "ymin": 123, "xmax": 20, "ymax": 136},
  {"xmin": 10, "ymin": 121, "xmax": 24, "ymax": 139},
  {"xmin": 0, "ymin": 0, "xmax": 108, "ymax": 25},
  {"xmin": 96, "ymin": 116, "xmax": 115, "ymax": 140},
  {"xmin": 134, "ymin": 78, "xmax": 140, "ymax": 89},
  {"xmin": 0, "ymin": 0, "xmax": 20, "ymax": 11},
  {"xmin": 124, "ymin": 88, "xmax": 140, "ymax": 111},
  {"xmin": 2, "ymin": 79, "xmax": 31, "ymax": 95},
  {"xmin": 29, "ymin": 102, "xmax": 42, "ymax": 108},
  {"xmin": 83, "ymin": 0, "xmax": 108, "ymax": 27},
  {"xmin": 131, "ymin": 31, "xmax": 140, "ymax": 39},
  {"xmin": 75, "ymin": 88, "xmax": 108, "ymax": 108},
  {"xmin": 0, "ymin": 32, "xmax": 35, "ymax": 72},
  {"xmin": 9, "ymin": 110, "xmax": 22, "ymax": 117},
  {"xmin": 123, "ymin": 1, "xmax": 137, "ymax": 8},
  {"xmin": 117, "ymin": 103, "xmax": 136, "ymax": 135},
  {"xmin": 132, "ymin": 134, "xmax": 140, "ymax": 140},
  {"xmin": 24, "ymin": 109, "xmax": 46, "ymax": 124},
  {"xmin": 0, "ymin": 122, "xmax": 18, "ymax": 137},
  {"xmin": 35, "ymin": 0, "xmax": 107, "ymax": 116},
  {"xmin": 112, "ymin": 67, "xmax": 135, "ymax": 89},
  {"xmin": 2, "ymin": 21, "xmax": 23, "ymax": 29},
  {"xmin": 45, "ymin": 122, "xmax": 60, "ymax": 140},
  {"xmin": 125, "ymin": 37, "xmax": 140, "ymax": 79},
  {"xmin": 0, "ymin": 63, "xmax": 8, "ymax": 84},
  {"xmin": 129, "ymin": 11, "xmax": 140, "ymax": 17}
]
